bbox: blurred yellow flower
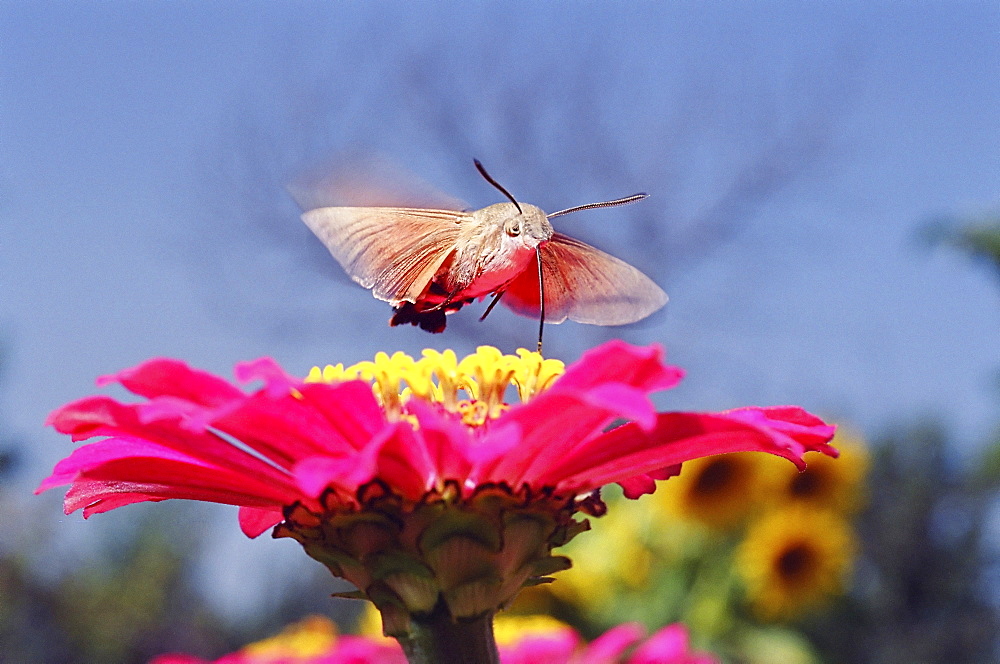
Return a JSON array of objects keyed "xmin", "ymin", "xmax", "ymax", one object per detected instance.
[
  {"xmin": 508, "ymin": 496, "xmax": 659, "ymax": 621},
  {"xmin": 493, "ymin": 614, "xmax": 573, "ymax": 646},
  {"xmin": 242, "ymin": 615, "xmax": 338, "ymax": 658},
  {"xmin": 757, "ymin": 429, "xmax": 869, "ymax": 514},
  {"xmin": 737, "ymin": 506, "xmax": 855, "ymax": 621},
  {"xmin": 356, "ymin": 603, "xmax": 397, "ymax": 642},
  {"xmin": 654, "ymin": 453, "xmax": 763, "ymax": 530},
  {"xmin": 549, "ymin": 504, "xmax": 653, "ymax": 604}
]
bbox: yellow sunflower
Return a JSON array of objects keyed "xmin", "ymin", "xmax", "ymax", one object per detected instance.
[
  {"xmin": 737, "ymin": 506, "xmax": 855, "ymax": 621},
  {"xmin": 757, "ymin": 428, "xmax": 869, "ymax": 514},
  {"xmin": 653, "ymin": 452, "xmax": 764, "ymax": 530}
]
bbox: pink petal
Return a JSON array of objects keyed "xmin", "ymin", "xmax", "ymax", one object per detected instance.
[
  {"xmin": 466, "ymin": 420, "xmax": 522, "ymax": 465},
  {"xmin": 59, "ymin": 455, "xmax": 301, "ymax": 515},
  {"xmin": 333, "ymin": 636, "xmax": 407, "ymax": 663},
  {"xmin": 406, "ymin": 400, "xmax": 472, "ymax": 483},
  {"xmin": 136, "ymin": 395, "xmax": 248, "ymax": 437},
  {"xmin": 618, "ymin": 464, "xmax": 682, "ymax": 499},
  {"xmin": 723, "ymin": 406, "xmax": 838, "ymax": 460},
  {"xmin": 147, "ymin": 656, "xmax": 210, "ymax": 664},
  {"xmin": 616, "ymin": 474, "xmax": 657, "ymax": 500},
  {"xmin": 627, "ymin": 623, "xmax": 719, "ymax": 664},
  {"xmin": 211, "ymin": 381, "xmax": 388, "ymax": 468},
  {"xmin": 482, "ymin": 342, "xmax": 687, "ymax": 487},
  {"xmin": 374, "ymin": 420, "xmax": 437, "ymax": 500},
  {"xmin": 554, "ymin": 341, "xmax": 683, "ymax": 395},
  {"xmin": 480, "ymin": 393, "xmax": 624, "ymax": 487},
  {"xmin": 583, "ymin": 623, "xmax": 645, "ymax": 663},
  {"xmin": 297, "ymin": 380, "xmax": 387, "ymax": 444},
  {"xmin": 577, "ymin": 383, "xmax": 657, "ymax": 431},
  {"xmin": 500, "ymin": 631, "xmax": 578, "ymax": 664},
  {"xmin": 238, "ymin": 506, "xmax": 283, "ymax": 538},
  {"xmin": 292, "ymin": 421, "xmax": 403, "ymax": 498},
  {"xmin": 37, "ymin": 436, "xmax": 214, "ymax": 492},
  {"xmin": 626, "ymin": 624, "xmax": 688, "ymax": 663},
  {"xmin": 47, "ymin": 395, "xmax": 132, "ymax": 440},
  {"xmin": 97, "ymin": 358, "xmax": 244, "ymax": 406},
  {"xmin": 234, "ymin": 357, "xmax": 298, "ymax": 398},
  {"xmin": 537, "ymin": 408, "xmax": 837, "ymax": 494},
  {"xmin": 294, "ymin": 456, "xmax": 370, "ymax": 498}
]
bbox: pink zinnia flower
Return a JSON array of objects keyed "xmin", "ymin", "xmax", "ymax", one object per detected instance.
[
  {"xmin": 496, "ymin": 617, "xmax": 718, "ymax": 664},
  {"xmin": 39, "ymin": 340, "xmax": 835, "ymax": 661}
]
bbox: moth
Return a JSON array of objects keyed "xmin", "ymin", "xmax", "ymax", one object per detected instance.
[{"xmin": 300, "ymin": 160, "xmax": 667, "ymax": 349}]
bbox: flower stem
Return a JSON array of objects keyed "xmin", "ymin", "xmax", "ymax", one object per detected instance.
[{"xmin": 396, "ymin": 603, "xmax": 499, "ymax": 664}]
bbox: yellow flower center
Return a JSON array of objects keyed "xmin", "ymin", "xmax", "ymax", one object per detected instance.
[{"xmin": 306, "ymin": 347, "xmax": 565, "ymax": 426}]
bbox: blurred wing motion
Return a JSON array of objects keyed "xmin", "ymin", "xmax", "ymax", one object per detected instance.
[
  {"xmin": 288, "ymin": 152, "xmax": 469, "ymax": 210},
  {"xmin": 301, "ymin": 207, "xmax": 464, "ymax": 304},
  {"xmin": 503, "ymin": 233, "xmax": 667, "ymax": 325}
]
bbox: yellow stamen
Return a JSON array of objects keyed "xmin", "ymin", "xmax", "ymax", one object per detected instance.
[
  {"xmin": 511, "ymin": 348, "xmax": 565, "ymax": 402},
  {"xmin": 307, "ymin": 347, "xmax": 565, "ymax": 426}
]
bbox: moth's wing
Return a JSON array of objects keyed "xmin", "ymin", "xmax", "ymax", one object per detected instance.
[
  {"xmin": 502, "ymin": 233, "xmax": 668, "ymax": 325},
  {"xmin": 288, "ymin": 154, "xmax": 469, "ymax": 210},
  {"xmin": 301, "ymin": 207, "xmax": 464, "ymax": 304}
]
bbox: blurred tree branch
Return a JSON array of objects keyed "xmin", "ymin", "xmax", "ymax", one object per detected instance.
[
  {"xmin": 924, "ymin": 212, "xmax": 1000, "ymax": 285},
  {"xmin": 803, "ymin": 423, "xmax": 1000, "ymax": 664}
]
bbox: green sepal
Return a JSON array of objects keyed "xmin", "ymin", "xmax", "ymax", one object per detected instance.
[
  {"xmin": 530, "ymin": 555, "xmax": 572, "ymax": 577},
  {"xmin": 521, "ymin": 576, "xmax": 557, "ymax": 587},
  {"xmin": 365, "ymin": 551, "xmax": 435, "ymax": 580},
  {"xmin": 420, "ymin": 508, "xmax": 502, "ymax": 553}
]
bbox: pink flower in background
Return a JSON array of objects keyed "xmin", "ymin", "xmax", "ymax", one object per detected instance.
[
  {"xmin": 498, "ymin": 620, "xmax": 718, "ymax": 664},
  {"xmin": 38, "ymin": 340, "xmax": 836, "ymax": 634},
  {"xmin": 149, "ymin": 615, "xmax": 718, "ymax": 664}
]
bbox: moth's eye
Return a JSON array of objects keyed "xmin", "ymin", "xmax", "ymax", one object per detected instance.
[{"xmin": 506, "ymin": 221, "xmax": 521, "ymax": 237}]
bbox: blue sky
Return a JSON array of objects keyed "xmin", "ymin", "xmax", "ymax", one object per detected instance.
[{"xmin": 2, "ymin": 0, "xmax": 998, "ymax": 616}]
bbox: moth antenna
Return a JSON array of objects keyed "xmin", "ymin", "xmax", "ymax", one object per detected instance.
[
  {"xmin": 480, "ymin": 291, "xmax": 505, "ymax": 321},
  {"xmin": 474, "ymin": 159, "xmax": 522, "ymax": 213},
  {"xmin": 536, "ymin": 246, "xmax": 545, "ymax": 353},
  {"xmin": 547, "ymin": 193, "xmax": 648, "ymax": 220}
]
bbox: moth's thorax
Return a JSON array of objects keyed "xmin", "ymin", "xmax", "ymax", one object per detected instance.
[{"xmin": 441, "ymin": 202, "xmax": 553, "ymax": 298}]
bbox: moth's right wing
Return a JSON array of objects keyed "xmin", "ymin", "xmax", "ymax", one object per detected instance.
[
  {"xmin": 502, "ymin": 233, "xmax": 667, "ymax": 325},
  {"xmin": 301, "ymin": 207, "xmax": 465, "ymax": 304}
]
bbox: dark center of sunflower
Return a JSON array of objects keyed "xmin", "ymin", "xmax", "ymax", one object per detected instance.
[
  {"xmin": 776, "ymin": 542, "xmax": 816, "ymax": 581},
  {"xmin": 692, "ymin": 458, "xmax": 736, "ymax": 495},
  {"xmin": 789, "ymin": 471, "xmax": 824, "ymax": 497}
]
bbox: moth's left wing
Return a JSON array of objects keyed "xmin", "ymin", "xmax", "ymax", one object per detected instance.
[
  {"xmin": 289, "ymin": 154, "xmax": 469, "ymax": 210},
  {"xmin": 502, "ymin": 233, "xmax": 667, "ymax": 325},
  {"xmin": 301, "ymin": 207, "xmax": 464, "ymax": 304}
]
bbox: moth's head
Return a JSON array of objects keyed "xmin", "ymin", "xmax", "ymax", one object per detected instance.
[
  {"xmin": 472, "ymin": 159, "xmax": 553, "ymax": 249},
  {"xmin": 482, "ymin": 202, "xmax": 553, "ymax": 249}
]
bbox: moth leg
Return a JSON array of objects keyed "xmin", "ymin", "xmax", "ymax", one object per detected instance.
[
  {"xmin": 479, "ymin": 291, "xmax": 505, "ymax": 321},
  {"xmin": 425, "ymin": 287, "xmax": 462, "ymax": 312}
]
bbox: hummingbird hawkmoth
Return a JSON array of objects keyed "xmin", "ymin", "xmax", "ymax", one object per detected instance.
[{"xmin": 300, "ymin": 160, "xmax": 667, "ymax": 350}]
